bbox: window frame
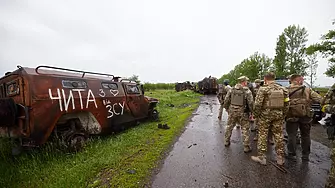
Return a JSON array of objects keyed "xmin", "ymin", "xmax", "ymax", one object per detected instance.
[
  {"xmin": 62, "ymin": 80, "xmax": 88, "ymax": 89},
  {"xmin": 101, "ymin": 82, "xmax": 118, "ymax": 90},
  {"xmin": 125, "ymin": 84, "xmax": 141, "ymax": 94}
]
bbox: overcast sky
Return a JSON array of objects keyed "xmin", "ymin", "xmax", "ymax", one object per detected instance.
[{"xmin": 0, "ymin": 0, "xmax": 334, "ymax": 86}]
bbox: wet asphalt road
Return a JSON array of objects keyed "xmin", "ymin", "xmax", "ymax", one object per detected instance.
[{"xmin": 151, "ymin": 95, "xmax": 331, "ymax": 188}]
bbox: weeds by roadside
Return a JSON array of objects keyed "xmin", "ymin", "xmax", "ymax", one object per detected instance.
[{"xmin": 0, "ymin": 90, "xmax": 201, "ymax": 188}]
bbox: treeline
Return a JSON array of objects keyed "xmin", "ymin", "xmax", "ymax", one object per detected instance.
[
  {"xmin": 126, "ymin": 75, "xmax": 175, "ymax": 90},
  {"xmin": 143, "ymin": 83, "xmax": 175, "ymax": 91},
  {"xmin": 219, "ymin": 21, "xmax": 335, "ymax": 87}
]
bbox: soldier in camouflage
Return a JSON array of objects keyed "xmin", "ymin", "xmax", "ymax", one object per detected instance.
[
  {"xmin": 217, "ymin": 79, "xmax": 231, "ymax": 120},
  {"xmin": 252, "ymin": 79, "xmax": 275, "ymax": 145},
  {"xmin": 253, "ymin": 79, "xmax": 262, "ymax": 98},
  {"xmin": 251, "ymin": 72, "xmax": 289, "ymax": 166},
  {"xmin": 251, "ymin": 79, "xmax": 261, "ymax": 133},
  {"xmin": 223, "ymin": 76, "xmax": 254, "ymax": 153},
  {"xmin": 322, "ymin": 83, "xmax": 335, "ymax": 188},
  {"xmin": 251, "ymin": 79, "xmax": 261, "ymax": 131},
  {"xmin": 285, "ymin": 74, "xmax": 322, "ymax": 162}
]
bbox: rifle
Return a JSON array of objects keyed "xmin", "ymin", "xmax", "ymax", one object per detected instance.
[{"xmin": 322, "ymin": 114, "xmax": 335, "ymax": 140}]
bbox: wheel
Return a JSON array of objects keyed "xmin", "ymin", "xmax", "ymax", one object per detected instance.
[
  {"xmin": 150, "ymin": 109, "xmax": 159, "ymax": 121},
  {"xmin": 66, "ymin": 133, "xmax": 87, "ymax": 152}
]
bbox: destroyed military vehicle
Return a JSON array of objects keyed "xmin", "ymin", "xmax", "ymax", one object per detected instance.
[
  {"xmin": 175, "ymin": 82, "xmax": 186, "ymax": 92},
  {"xmin": 175, "ymin": 81, "xmax": 195, "ymax": 92},
  {"xmin": 0, "ymin": 65, "xmax": 159, "ymax": 153},
  {"xmin": 197, "ymin": 76, "xmax": 218, "ymax": 94}
]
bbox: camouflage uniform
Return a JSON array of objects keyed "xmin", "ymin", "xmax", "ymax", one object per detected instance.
[
  {"xmin": 323, "ymin": 84, "xmax": 335, "ymax": 188},
  {"xmin": 252, "ymin": 79, "xmax": 275, "ymax": 144},
  {"xmin": 217, "ymin": 80, "xmax": 231, "ymax": 120},
  {"xmin": 285, "ymin": 82, "xmax": 322, "ymax": 161},
  {"xmin": 252, "ymin": 79, "xmax": 261, "ymax": 132},
  {"xmin": 223, "ymin": 76, "xmax": 254, "ymax": 153},
  {"xmin": 251, "ymin": 80, "xmax": 289, "ymax": 165}
]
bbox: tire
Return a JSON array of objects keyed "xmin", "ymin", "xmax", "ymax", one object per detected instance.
[
  {"xmin": 67, "ymin": 134, "xmax": 87, "ymax": 152},
  {"xmin": 0, "ymin": 98, "xmax": 17, "ymax": 127},
  {"xmin": 150, "ymin": 109, "xmax": 159, "ymax": 121}
]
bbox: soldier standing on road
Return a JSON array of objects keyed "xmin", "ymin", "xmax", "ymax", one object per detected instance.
[
  {"xmin": 251, "ymin": 72, "xmax": 289, "ymax": 166},
  {"xmin": 321, "ymin": 84, "xmax": 335, "ymax": 188},
  {"xmin": 217, "ymin": 79, "xmax": 231, "ymax": 120},
  {"xmin": 223, "ymin": 76, "xmax": 254, "ymax": 153},
  {"xmin": 252, "ymin": 79, "xmax": 275, "ymax": 145},
  {"xmin": 251, "ymin": 79, "xmax": 262, "ymax": 133},
  {"xmin": 285, "ymin": 74, "xmax": 322, "ymax": 162}
]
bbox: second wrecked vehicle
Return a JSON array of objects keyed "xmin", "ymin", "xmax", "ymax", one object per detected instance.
[
  {"xmin": 0, "ymin": 65, "xmax": 159, "ymax": 152},
  {"xmin": 197, "ymin": 76, "xmax": 218, "ymax": 94},
  {"xmin": 175, "ymin": 81, "xmax": 196, "ymax": 92}
]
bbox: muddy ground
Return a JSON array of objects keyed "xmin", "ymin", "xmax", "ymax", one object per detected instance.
[{"xmin": 151, "ymin": 95, "xmax": 332, "ymax": 188}]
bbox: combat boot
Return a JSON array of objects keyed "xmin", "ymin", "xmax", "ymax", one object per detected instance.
[
  {"xmin": 277, "ymin": 156, "xmax": 285, "ymax": 166},
  {"xmin": 224, "ymin": 140, "xmax": 230, "ymax": 147},
  {"xmin": 244, "ymin": 146, "xmax": 252, "ymax": 153},
  {"xmin": 251, "ymin": 156, "xmax": 266, "ymax": 165}
]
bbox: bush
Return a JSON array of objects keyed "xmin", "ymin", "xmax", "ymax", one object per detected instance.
[{"xmin": 143, "ymin": 83, "xmax": 175, "ymax": 91}]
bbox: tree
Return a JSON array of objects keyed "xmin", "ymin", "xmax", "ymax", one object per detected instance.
[
  {"xmin": 307, "ymin": 20, "xmax": 335, "ymax": 77},
  {"xmin": 306, "ymin": 53, "xmax": 318, "ymax": 87},
  {"xmin": 128, "ymin": 75, "xmax": 140, "ymax": 84},
  {"xmin": 252, "ymin": 52, "xmax": 272, "ymax": 78},
  {"xmin": 218, "ymin": 52, "xmax": 272, "ymax": 85},
  {"xmin": 284, "ymin": 25, "xmax": 309, "ymax": 76},
  {"xmin": 273, "ymin": 33, "xmax": 289, "ymax": 77}
]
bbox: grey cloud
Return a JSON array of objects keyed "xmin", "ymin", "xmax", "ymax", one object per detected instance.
[{"xmin": 0, "ymin": 0, "xmax": 334, "ymax": 85}]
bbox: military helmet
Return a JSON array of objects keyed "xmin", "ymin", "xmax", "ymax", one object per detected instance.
[
  {"xmin": 223, "ymin": 79, "xmax": 229, "ymax": 85},
  {"xmin": 254, "ymin": 79, "xmax": 261, "ymax": 83}
]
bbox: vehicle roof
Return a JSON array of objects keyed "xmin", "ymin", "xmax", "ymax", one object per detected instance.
[
  {"xmin": 2, "ymin": 66, "xmax": 132, "ymax": 82},
  {"xmin": 275, "ymin": 79, "xmax": 311, "ymax": 88}
]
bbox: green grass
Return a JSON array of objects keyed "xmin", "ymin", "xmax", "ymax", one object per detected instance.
[
  {"xmin": 314, "ymin": 87, "xmax": 329, "ymax": 97},
  {"xmin": 143, "ymin": 83, "xmax": 175, "ymax": 91},
  {"xmin": 0, "ymin": 90, "xmax": 201, "ymax": 188}
]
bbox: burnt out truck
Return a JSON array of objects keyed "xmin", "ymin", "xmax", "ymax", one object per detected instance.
[
  {"xmin": 197, "ymin": 76, "xmax": 218, "ymax": 94},
  {"xmin": 0, "ymin": 65, "xmax": 159, "ymax": 152},
  {"xmin": 175, "ymin": 81, "xmax": 196, "ymax": 92}
]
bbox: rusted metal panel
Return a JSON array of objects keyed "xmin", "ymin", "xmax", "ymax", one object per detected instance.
[{"xmin": 0, "ymin": 66, "xmax": 159, "ymax": 147}]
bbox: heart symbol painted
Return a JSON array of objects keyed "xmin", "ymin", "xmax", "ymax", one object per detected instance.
[{"xmin": 110, "ymin": 89, "xmax": 119, "ymax": 96}]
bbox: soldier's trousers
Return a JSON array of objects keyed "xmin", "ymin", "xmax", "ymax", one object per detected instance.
[
  {"xmin": 257, "ymin": 117, "xmax": 285, "ymax": 157},
  {"xmin": 326, "ymin": 142, "xmax": 335, "ymax": 187},
  {"xmin": 225, "ymin": 112, "xmax": 250, "ymax": 147},
  {"xmin": 286, "ymin": 122, "xmax": 311, "ymax": 157},
  {"xmin": 218, "ymin": 104, "xmax": 224, "ymax": 119}
]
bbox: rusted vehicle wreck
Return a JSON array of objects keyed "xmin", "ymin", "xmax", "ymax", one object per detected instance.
[{"xmin": 0, "ymin": 65, "xmax": 159, "ymax": 152}]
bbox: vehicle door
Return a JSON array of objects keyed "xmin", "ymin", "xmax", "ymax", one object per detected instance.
[
  {"xmin": 123, "ymin": 83, "xmax": 148, "ymax": 119},
  {"xmin": 99, "ymin": 82, "xmax": 127, "ymax": 126}
]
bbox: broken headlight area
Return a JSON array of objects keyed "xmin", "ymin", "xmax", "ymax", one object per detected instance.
[{"xmin": 6, "ymin": 80, "xmax": 20, "ymax": 96}]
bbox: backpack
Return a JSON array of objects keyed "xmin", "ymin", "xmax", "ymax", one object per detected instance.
[
  {"xmin": 287, "ymin": 86, "xmax": 311, "ymax": 117},
  {"xmin": 265, "ymin": 84, "xmax": 284, "ymax": 109},
  {"xmin": 218, "ymin": 84, "xmax": 228, "ymax": 95},
  {"xmin": 231, "ymin": 87, "xmax": 245, "ymax": 106}
]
